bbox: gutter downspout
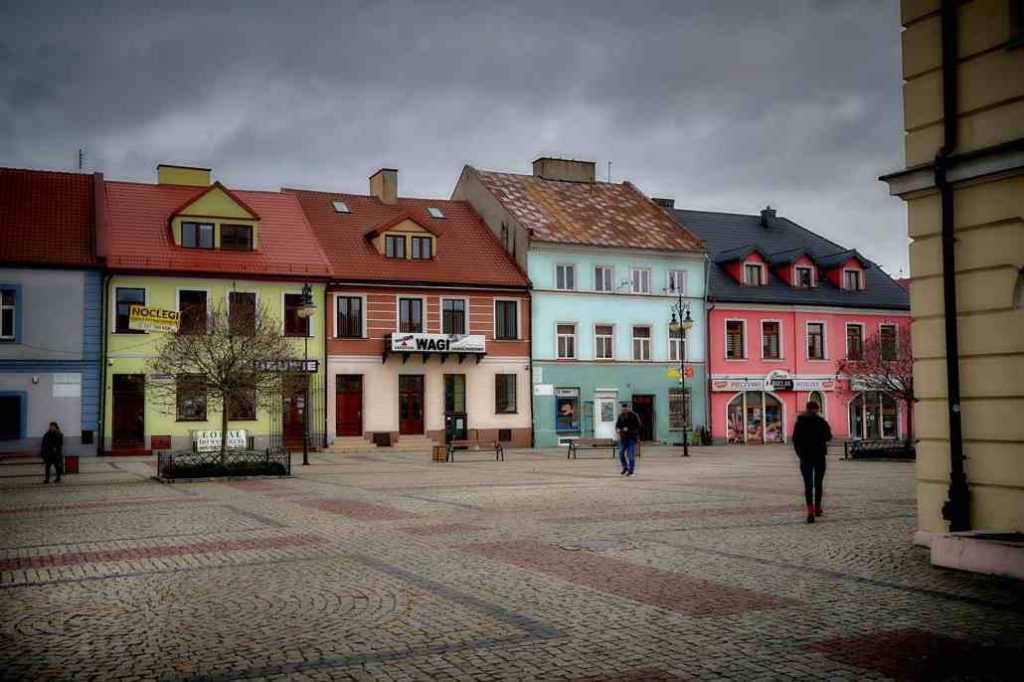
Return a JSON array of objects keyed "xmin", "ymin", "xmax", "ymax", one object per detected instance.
[
  {"xmin": 323, "ymin": 285, "xmax": 329, "ymax": 449},
  {"xmin": 703, "ymin": 251, "xmax": 713, "ymax": 441},
  {"xmin": 98, "ymin": 273, "xmax": 111, "ymax": 455},
  {"xmin": 93, "ymin": 173, "xmax": 110, "ymax": 457},
  {"xmin": 937, "ymin": 0, "xmax": 970, "ymax": 532}
]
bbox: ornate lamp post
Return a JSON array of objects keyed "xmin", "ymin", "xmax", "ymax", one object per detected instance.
[
  {"xmin": 296, "ymin": 283, "xmax": 317, "ymax": 466},
  {"xmin": 669, "ymin": 296, "xmax": 694, "ymax": 457}
]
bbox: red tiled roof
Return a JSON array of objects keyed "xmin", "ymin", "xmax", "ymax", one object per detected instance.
[
  {"xmin": 470, "ymin": 167, "xmax": 703, "ymax": 252},
  {"xmin": 285, "ymin": 189, "xmax": 529, "ymax": 287},
  {"xmin": 0, "ymin": 167, "xmax": 96, "ymax": 267},
  {"xmin": 104, "ymin": 181, "xmax": 331, "ymax": 277}
]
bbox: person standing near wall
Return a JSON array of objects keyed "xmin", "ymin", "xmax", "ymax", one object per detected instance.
[
  {"xmin": 791, "ymin": 402, "xmax": 832, "ymax": 523},
  {"xmin": 616, "ymin": 402, "xmax": 641, "ymax": 477},
  {"xmin": 41, "ymin": 421, "xmax": 64, "ymax": 484}
]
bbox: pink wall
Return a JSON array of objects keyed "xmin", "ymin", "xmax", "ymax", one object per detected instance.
[{"xmin": 707, "ymin": 305, "xmax": 911, "ymax": 443}]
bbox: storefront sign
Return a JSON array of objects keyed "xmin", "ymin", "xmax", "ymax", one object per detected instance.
[
  {"xmin": 193, "ymin": 429, "xmax": 248, "ymax": 453},
  {"xmin": 713, "ymin": 375, "xmax": 836, "ymax": 392},
  {"xmin": 129, "ymin": 305, "xmax": 180, "ymax": 333},
  {"xmin": 253, "ymin": 359, "xmax": 319, "ymax": 373},
  {"xmin": 391, "ymin": 333, "xmax": 486, "ymax": 353},
  {"xmin": 666, "ymin": 365, "xmax": 695, "ymax": 380},
  {"xmin": 534, "ymin": 383, "xmax": 554, "ymax": 396},
  {"xmin": 793, "ymin": 378, "xmax": 836, "ymax": 392},
  {"xmin": 711, "ymin": 379, "xmax": 762, "ymax": 392}
]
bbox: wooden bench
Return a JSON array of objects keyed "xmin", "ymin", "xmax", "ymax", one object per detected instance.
[
  {"xmin": 566, "ymin": 438, "xmax": 617, "ymax": 460},
  {"xmin": 446, "ymin": 439, "xmax": 505, "ymax": 462}
]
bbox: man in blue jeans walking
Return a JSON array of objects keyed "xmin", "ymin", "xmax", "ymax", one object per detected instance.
[{"xmin": 615, "ymin": 402, "xmax": 641, "ymax": 477}]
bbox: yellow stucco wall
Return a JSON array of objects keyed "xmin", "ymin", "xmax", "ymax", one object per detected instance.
[
  {"xmin": 157, "ymin": 165, "xmax": 211, "ymax": 187},
  {"xmin": 169, "ymin": 185, "xmax": 259, "ymax": 248},
  {"xmin": 901, "ymin": 0, "xmax": 1024, "ymax": 533}
]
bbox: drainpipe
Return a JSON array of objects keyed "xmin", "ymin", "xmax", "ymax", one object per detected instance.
[
  {"xmin": 936, "ymin": 0, "xmax": 970, "ymax": 532},
  {"xmin": 702, "ymin": 251, "xmax": 713, "ymax": 442},
  {"xmin": 323, "ymin": 285, "xmax": 329, "ymax": 449},
  {"xmin": 98, "ymin": 273, "xmax": 111, "ymax": 455}
]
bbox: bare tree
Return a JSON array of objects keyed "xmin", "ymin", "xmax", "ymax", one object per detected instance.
[
  {"xmin": 147, "ymin": 301, "xmax": 300, "ymax": 458},
  {"xmin": 836, "ymin": 325, "xmax": 915, "ymax": 443}
]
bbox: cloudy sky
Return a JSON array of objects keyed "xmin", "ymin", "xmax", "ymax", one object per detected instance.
[{"xmin": 1, "ymin": 0, "xmax": 909, "ymax": 274}]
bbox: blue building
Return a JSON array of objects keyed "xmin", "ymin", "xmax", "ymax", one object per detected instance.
[
  {"xmin": 453, "ymin": 158, "xmax": 707, "ymax": 447},
  {"xmin": 0, "ymin": 168, "xmax": 104, "ymax": 456}
]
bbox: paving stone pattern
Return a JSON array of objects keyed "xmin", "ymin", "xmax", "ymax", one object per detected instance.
[{"xmin": 1, "ymin": 446, "xmax": 1022, "ymax": 681}]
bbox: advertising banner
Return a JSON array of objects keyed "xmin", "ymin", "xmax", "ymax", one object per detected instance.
[
  {"xmin": 390, "ymin": 333, "xmax": 486, "ymax": 353},
  {"xmin": 192, "ymin": 429, "xmax": 248, "ymax": 453},
  {"xmin": 129, "ymin": 305, "xmax": 181, "ymax": 333}
]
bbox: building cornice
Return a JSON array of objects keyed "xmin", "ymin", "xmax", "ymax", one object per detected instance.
[
  {"xmin": 711, "ymin": 302, "xmax": 911, "ymax": 316},
  {"xmin": 879, "ymin": 137, "xmax": 1024, "ymax": 198}
]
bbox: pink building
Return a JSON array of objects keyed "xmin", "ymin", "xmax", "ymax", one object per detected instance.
[{"xmin": 666, "ymin": 205, "xmax": 912, "ymax": 444}]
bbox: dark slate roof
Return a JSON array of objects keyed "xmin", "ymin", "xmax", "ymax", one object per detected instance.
[
  {"xmin": 716, "ymin": 244, "xmax": 767, "ymax": 263},
  {"xmin": 668, "ymin": 208, "xmax": 910, "ymax": 310},
  {"xmin": 816, "ymin": 248, "xmax": 868, "ymax": 268}
]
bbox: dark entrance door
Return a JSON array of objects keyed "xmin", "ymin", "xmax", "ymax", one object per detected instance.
[
  {"xmin": 443, "ymin": 374, "xmax": 467, "ymax": 443},
  {"xmin": 399, "ymin": 375, "xmax": 424, "ymax": 435},
  {"xmin": 335, "ymin": 375, "xmax": 363, "ymax": 437},
  {"xmin": 632, "ymin": 394, "xmax": 655, "ymax": 441},
  {"xmin": 283, "ymin": 376, "xmax": 307, "ymax": 451},
  {"xmin": 112, "ymin": 375, "xmax": 145, "ymax": 448}
]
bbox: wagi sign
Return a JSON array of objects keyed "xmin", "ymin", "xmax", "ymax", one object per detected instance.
[
  {"xmin": 391, "ymin": 333, "xmax": 486, "ymax": 353},
  {"xmin": 193, "ymin": 429, "xmax": 248, "ymax": 453},
  {"xmin": 129, "ymin": 305, "xmax": 181, "ymax": 333}
]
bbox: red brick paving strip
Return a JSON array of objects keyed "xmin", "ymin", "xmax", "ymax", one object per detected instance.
[
  {"xmin": 0, "ymin": 497, "xmax": 207, "ymax": 514},
  {"xmin": 470, "ymin": 540, "xmax": 793, "ymax": 615},
  {"xmin": 546, "ymin": 504, "xmax": 798, "ymax": 524},
  {"xmin": 304, "ymin": 498, "xmax": 418, "ymax": 520},
  {"xmin": 0, "ymin": 533, "xmax": 324, "ymax": 570},
  {"xmin": 810, "ymin": 628, "xmax": 1022, "ymax": 680}
]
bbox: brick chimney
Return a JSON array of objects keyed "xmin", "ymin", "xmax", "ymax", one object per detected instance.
[
  {"xmin": 157, "ymin": 164, "xmax": 211, "ymax": 186},
  {"xmin": 369, "ymin": 168, "xmax": 398, "ymax": 204},
  {"xmin": 532, "ymin": 157, "xmax": 596, "ymax": 183},
  {"xmin": 760, "ymin": 205, "xmax": 777, "ymax": 227}
]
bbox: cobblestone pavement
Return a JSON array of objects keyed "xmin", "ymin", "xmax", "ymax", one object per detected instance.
[{"xmin": 2, "ymin": 446, "xmax": 1022, "ymax": 681}]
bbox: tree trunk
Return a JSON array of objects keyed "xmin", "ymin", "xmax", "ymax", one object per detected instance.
[{"xmin": 220, "ymin": 394, "xmax": 229, "ymax": 465}]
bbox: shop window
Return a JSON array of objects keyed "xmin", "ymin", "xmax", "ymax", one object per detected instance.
[
  {"xmin": 849, "ymin": 392, "xmax": 898, "ymax": 440},
  {"xmin": 880, "ymin": 324, "xmax": 898, "ymax": 361},
  {"xmin": 495, "ymin": 300, "xmax": 518, "ymax": 340},
  {"xmin": 556, "ymin": 324, "xmax": 576, "ymax": 359},
  {"xmin": 181, "ymin": 222, "xmax": 214, "ymax": 249},
  {"xmin": 762, "ymin": 321, "xmax": 781, "ymax": 359},
  {"xmin": 630, "ymin": 267, "xmax": 651, "ymax": 294},
  {"xmin": 176, "ymin": 375, "xmax": 207, "ymax": 421},
  {"xmin": 178, "ymin": 290, "xmax": 208, "ymax": 335},
  {"xmin": 595, "ymin": 324, "xmax": 614, "ymax": 360},
  {"xmin": 594, "ymin": 266, "xmax": 613, "ymax": 292},
  {"xmin": 385, "ymin": 235, "xmax": 406, "ymax": 259},
  {"xmin": 336, "ymin": 296, "xmax": 363, "ymax": 338},
  {"xmin": 846, "ymin": 323, "xmax": 864, "ymax": 360},
  {"xmin": 284, "ymin": 293, "xmax": 310, "ymax": 337},
  {"xmin": 807, "ymin": 322, "xmax": 825, "ymax": 359},
  {"xmin": 632, "ymin": 325, "xmax": 651, "ymax": 361},
  {"xmin": 556, "ymin": 263, "xmax": 576, "ymax": 290},
  {"xmin": 399, "ymin": 298, "xmax": 424, "ymax": 333},
  {"xmin": 220, "ymin": 224, "xmax": 253, "ymax": 251},
  {"xmin": 229, "ymin": 292, "xmax": 256, "ymax": 336},
  {"xmin": 555, "ymin": 387, "xmax": 580, "ymax": 432},
  {"xmin": 442, "ymin": 299, "xmax": 466, "ymax": 335},
  {"xmin": 726, "ymin": 320, "xmax": 745, "ymax": 359},
  {"xmin": 669, "ymin": 387, "xmax": 691, "ymax": 431},
  {"xmin": 727, "ymin": 391, "xmax": 783, "ymax": 444},
  {"xmin": 115, "ymin": 287, "xmax": 146, "ymax": 334},
  {"xmin": 495, "ymin": 374, "xmax": 517, "ymax": 414},
  {"xmin": 0, "ymin": 287, "xmax": 18, "ymax": 340}
]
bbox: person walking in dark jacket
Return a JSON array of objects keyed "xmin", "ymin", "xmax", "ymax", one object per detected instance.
[
  {"xmin": 791, "ymin": 402, "xmax": 832, "ymax": 523},
  {"xmin": 41, "ymin": 421, "xmax": 64, "ymax": 484},
  {"xmin": 615, "ymin": 402, "xmax": 642, "ymax": 477}
]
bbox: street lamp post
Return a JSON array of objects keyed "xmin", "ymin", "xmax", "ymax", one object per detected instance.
[
  {"xmin": 669, "ymin": 293, "xmax": 694, "ymax": 457},
  {"xmin": 297, "ymin": 283, "xmax": 317, "ymax": 466}
]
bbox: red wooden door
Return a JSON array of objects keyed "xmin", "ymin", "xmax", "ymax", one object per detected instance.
[
  {"xmin": 335, "ymin": 375, "xmax": 363, "ymax": 437},
  {"xmin": 399, "ymin": 375, "xmax": 424, "ymax": 435},
  {"xmin": 112, "ymin": 375, "xmax": 146, "ymax": 447}
]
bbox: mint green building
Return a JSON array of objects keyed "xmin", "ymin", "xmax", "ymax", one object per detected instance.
[{"xmin": 453, "ymin": 158, "xmax": 707, "ymax": 447}]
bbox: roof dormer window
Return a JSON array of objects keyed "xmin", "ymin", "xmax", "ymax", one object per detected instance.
[
  {"xmin": 221, "ymin": 224, "xmax": 254, "ymax": 251},
  {"xmin": 427, "ymin": 207, "xmax": 444, "ymax": 219},
  {"xmin": 182, "ymin": 222, "xmax": 214, "ymax": 249},
  {"xmin": 385, "ymin": 234, "xmax": 406, "ymax": 259},
  {"xmin": 410, "ymin": 236, "xmax": 432, "ymax": 260},
  {"xmin": 795, "ymin": 266, "xmax": 814, "ymax": 288},
  {"xmin": 844, "ymin": 269, "xmax": 863, "ymax": 291},
  {"xmin": 744, "ymin": 263, "xmax": 765, "ymax": 286}
]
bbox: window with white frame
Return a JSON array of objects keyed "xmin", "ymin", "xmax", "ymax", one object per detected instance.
[
  {"xmin": 726, "ymin": 320, "xmax": 745, "ymax": 359},
  {"xmin": 669, "ymin": 327, "xmax": 686, "ymax": 362},
  {"xmin": 398, "ymin": 297, "xmax": 424, "ymax": 333},
  {"xmin": 0, "ymin": 287, "xmax": 16, "ymax": 340},
  {"xmin": 595, "ymin": 324, "xmax": 614, "ymax": 360},
  {"xmin": 632, "ymin": 325, "xmax": 651, "ymax": 361},
  {"xmin": 844, "ymin": 269, "xmax": 863, "ymax": 290},
  {"xmin": 744, "ymin": 263, "xmax": 764, "ymax": 286},
  {"xmin": 795, "ymin": 266, "xmax": 813, "ymax": 288},
  {"xmin": 846, "ymin": 323, "xmax": 864, "ymax": 360},
  {"xmin": 807, "ymin": 322, "xmax": 826, "ymax": 360},
  {"xmin": 556, "ymin": 324, "xmax": 576, "ymax": 359},
  {"xmin": 556, "ymin": 264, "xmax": 576, "ymax": 290},
  {"xmin": 630, "ymin": 268, "xmax": 651, "ymax": 294},
  {"xmin": 761, "ymin": 320, "xmax": 781, "ymax": 359},
  {"xmin": 594, "ymin": 266, "xmax": 613, "ymax": 292},
  {"xmin": 336, "ymin": 296, "xmax": 363, "ymax": 338},
  {"xmin": 667, "ymin": 269, "xmax": 687, "ymax": 294}
]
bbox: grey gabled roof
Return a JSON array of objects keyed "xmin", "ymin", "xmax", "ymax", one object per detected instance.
[{"xmin": 667, "ymin": 208, "xmax": 910, "ymax": 310}]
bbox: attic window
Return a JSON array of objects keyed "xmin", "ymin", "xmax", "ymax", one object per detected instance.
[
  {"xmin": 844, "ymin": 269, "xmax": 863, "ymax": 291},
  {"xmin": 332, "ymin": 200, "xmax": 351, "ymax": 213},
  {"xmin": 795, "ymin": 266, "xmax": 813, "ymax": 288},
  {"xmin": 427, "ymin": 207, "xmax": 444, "ymax": 219}
]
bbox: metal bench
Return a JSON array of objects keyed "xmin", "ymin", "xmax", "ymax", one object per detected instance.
[
  {"xmin": 446, "ymin": 439, "xmax": 505, "ymax": 462},
  {"xmin": 567, "ymin": 437, "xmax": 617, "ymax": 459},
  {"xmin": 843, "ymin": 439, "xmax": 916, "ymax": 460}
]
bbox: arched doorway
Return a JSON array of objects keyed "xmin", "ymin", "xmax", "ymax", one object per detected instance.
[
  {"xmin": 808, "ymin": 390, "xmax": 825, "ymax": 413},
  {"xmin": 726, "ymin": 391, "xmax": 785, "ymax": 444},
  {"xmin": 849, "ymin": 392, "xmax": 899, "ymax": 440}
]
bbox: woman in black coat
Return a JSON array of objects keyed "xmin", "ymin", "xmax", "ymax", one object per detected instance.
[{"xmin": 40, "ymin": 421, "xmax": 63, "ymax": 484}]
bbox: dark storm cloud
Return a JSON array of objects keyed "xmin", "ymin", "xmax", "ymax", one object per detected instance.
[{"xmin": 0, "ymin": 0, "xmax": 908, "ymax": 274}]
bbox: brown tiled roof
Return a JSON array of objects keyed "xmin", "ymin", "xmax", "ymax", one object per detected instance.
[
  {"xmin": 285, "ymin": 189, "xmax": 529, "ymax": 288},
  {"xmin": 470, "ymin": 167, "xmax": 703, "ymax": 252}
]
